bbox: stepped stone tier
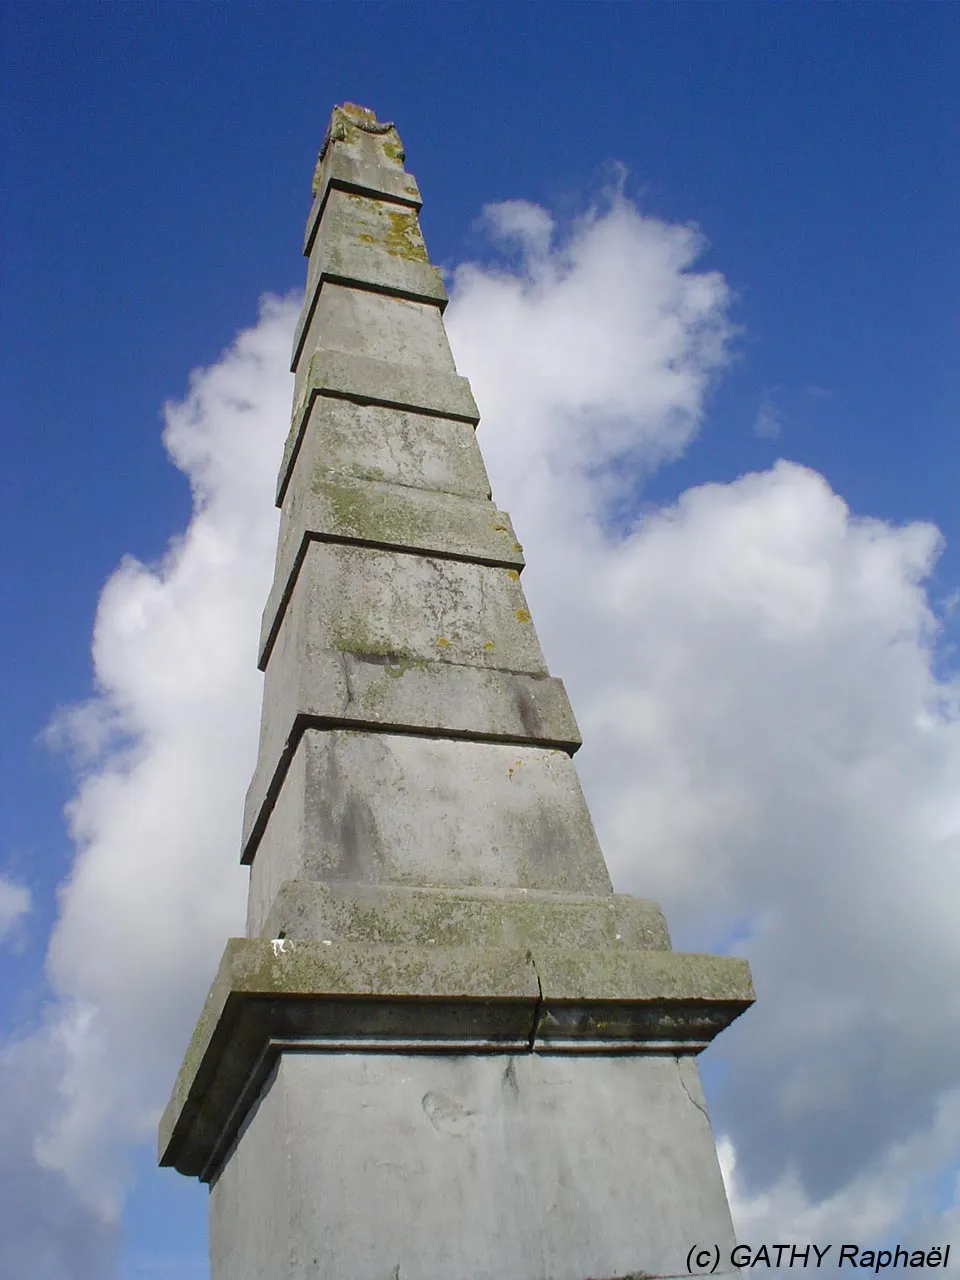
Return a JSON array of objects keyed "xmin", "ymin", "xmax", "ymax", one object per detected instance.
[{"xmin": 159, "ymin": 103, "xmax": 754, "ymax": 1280}]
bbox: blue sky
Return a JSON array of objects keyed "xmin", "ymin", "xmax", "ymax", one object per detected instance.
[{"xmin": 2, "ymin": 4, "xmax": 959, "ymax": 1277}]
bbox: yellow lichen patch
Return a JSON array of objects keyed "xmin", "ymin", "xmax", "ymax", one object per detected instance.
[
  {"xmin": 436, "ymin": 636, "xmax": 451, "ymax": 648},
  {"xmin": 515, "ymin": 609, "xmax": 531, "ymax": 624},
  {"xmin": 507, "ymin": 757, "xmax": 524, "ymax": 780},
  {"xmin": 383, "ymin": 209, "xmax": 428, "ymax": 261},
  {"xmin": 482, "ymin": 641, "xmax": 495, "ymax": 651},
  {"xmin": 490, "ymin": 522, "xmax": 508, "ymax": 533},
  {"xmin": 381, "ymin": 135, "xmax": 406, "ymax": 166},
  {"xmin": 506, "ymin": 569, "xmax": 520, "ymax": 582},
  {"xmin": 342, "ymin": 103, "xmax": 377, "ymax": 123},
  {"xmin": 513, "ymin": 542, "xmax": 523, "ymax": 553}
]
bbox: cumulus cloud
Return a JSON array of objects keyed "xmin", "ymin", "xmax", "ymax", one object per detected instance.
[
  {"xmin": 446, "ymin": 194, "xmax": 732, "ymax": 527},
  {"xmin": 0, "ymin": 1032, "xmax": 118, "ymax": 1279},
  {"xmin": 446, "ymin": 203, "xmax": 960, "ymax": 1253},
  {"xmin": 0, "ymin": 294, "xmax": 297, "ymax": 1269},
  {"xmin": 5, "ymin": 187, "xmax": 957, "ymax": 1272},
  {"xmin": 0, "ymin": 875, "xmax": 31, "ymax": 944}
]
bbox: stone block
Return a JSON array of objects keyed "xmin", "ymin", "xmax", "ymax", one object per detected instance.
[
  {"xmin": 207, "ymin": 1051, "xmax": 737, "ymax": 1280},
  {"xmin": 276, "ymin": 397, "xmax": 492, "ymax": 509},
  {"xmin": 532, "ymin": 948, "xmax": 756, "ymax": 1049},
  {"xmin": 257, "ymin": 538, "xmax": 546, "ymax": 673},
  {"xmin": 292, "ymin": 252, "xmax": 447, "ymax": 373},
  {"xmin": 158, "ymin": 937, "xmax": 543, "ymax": 1180},
  {"xmin": 243, "ymin": 658, "xmax": 582, "ymax": 869},
  {"xmin": 259, "ymin": 881, "xmax": 671, "ymax": 952},
  {"xmin": 293, "ymin": 190, "xmax": 448, "ymax": 370},
  {"xmin": 281, "ymin": 351, "xmax": 479, "ymax": 509},
  {"xmin": 159, "ymin": 935, "xmax": 753, "ymax": 1190},
  {"xmin": 305, "ymin": 149, "xmax": 422, "ymax": 255},
  {"xmin": 244, "ymin": 729, "xmax": 614, "ymax": 926},
  {"xmin": 294, "ymin": 285, "xmax": 457, "ymax": 406},
  {"xmin": 260, "ymin": 479, "xmax": 525, "ymax": 665}
]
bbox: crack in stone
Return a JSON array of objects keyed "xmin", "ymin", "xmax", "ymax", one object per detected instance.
[
  {"xmin": 527, "ymin": 952, "xmax": 544, "ymax": 1051},
  {"xmin": 675, "ymin": 1058, "xmax": 710, "ymax": 1123}
]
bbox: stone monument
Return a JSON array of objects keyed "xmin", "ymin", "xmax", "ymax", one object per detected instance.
[{"xmin": 160, "ymin": 103, "xmax": 754, "ymax": 1280}]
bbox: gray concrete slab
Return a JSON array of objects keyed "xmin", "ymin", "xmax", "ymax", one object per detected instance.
[
  {"xmin": 306, "ymin": 149, "xmax": 423, "ymax": 254},
  {"xmin": 305, "ymin": 106, "xmax": 422, "ymax": 255},
  {"xmin": 294, "ymin": 189, "xmax": 448, "ymax": 370},
  {"xmin": 294, "ymin": 284, "xmax": 458, "ymax": 405}
]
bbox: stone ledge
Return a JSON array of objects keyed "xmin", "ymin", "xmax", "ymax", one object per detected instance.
[
  {"xmin": 259, "ymin": 882, "xmax": 672, "ymax": 952},
  {"xmin": 278, "ymin": 351, "xmax": 480, "ymax": 507},
  {"xmin": 291, "ymin": 247, "xmax": 447, "ymax": 374},
  {"xmin": 277, "ymin": 397, "xmax": 493, "ymax": 507},
  {"xmin": 305, "ymin": 151, "xmax": 423, "ymax": 256},
  {"xmin": 259, "ymin": 480, "xmax": 524, "ymax": 668},
  {"xmin": 242, "ymin": 664, "xmax": 582, "ymax": 866},
  {"xmin": 158, "ymin": 938, "xmax": 753, "ymax": 1180}
]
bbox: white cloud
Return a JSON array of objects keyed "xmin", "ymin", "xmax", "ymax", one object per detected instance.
[
  {"xmin": 720, "ymin": 1088, "xmax": 960, "ymax": 1266},
  {"xmin": 754, "ymin": 391, "xmax": 781, "ymax": 438},
  {"xmin": 446, "ymin": 194, "xmax": 732, "ymax": 525},
  {"xmin": 5, "ymin": 188, "xmax": 958, "ymax": 1272},
  {"xmin": 2, "ymin": 294, "xmax": 296, "ymax": 1246},
  {"xmin": 445, "ymin": 209, "xmax": 960, "ymax": 1245},
  {"xmin": 0, "ymin": 876, "xmax": 31, "ymax": 944}
]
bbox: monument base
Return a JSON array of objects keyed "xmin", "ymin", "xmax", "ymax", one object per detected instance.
[{"xmin": 210, "ymin": 1050, "xmax": 736, "ymax": 1280}]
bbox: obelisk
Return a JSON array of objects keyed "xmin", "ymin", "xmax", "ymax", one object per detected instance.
[{"xmin": 160, "ymin": 103, "xmax": 754, "ymax": 1280}]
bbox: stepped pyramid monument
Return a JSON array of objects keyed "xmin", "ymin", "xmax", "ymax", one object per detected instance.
[{"xmin": 160, "ymin": 103, "xmax": 754, "ymax": 1279}]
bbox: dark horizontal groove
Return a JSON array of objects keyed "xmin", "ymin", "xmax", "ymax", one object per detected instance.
[
  {"xmin": 304, "ymin": 178, "xmax": 421, "ymax": 257},
  {"xmin": 276, "ymin": 387, "xmax": 479, "ymax": 510},
  {"xmin": 241, "ymin": 714, "xmax": 577, "ymax": 867},
  {"xmin": 290, "ymin": 270, "xmax": 446, "ymax": 375},
  {"xmin": 259, "ymin": 529, "xmax": 523, "ymax": 672},
  {"xmin": 322, "ymin": 386, "xmax": 478, "ymax": 424}
]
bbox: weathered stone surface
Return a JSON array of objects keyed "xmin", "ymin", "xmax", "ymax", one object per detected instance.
[
  {"xmin": 158, "ymin": 936, "xmax": 753, "ymax": 1183},
  {"xmin": 294, "ymin": 285, "xmax": 458, "ymax": 405},
  {"xmin": 258, "ymin": 881, "xmax": 672, "ymax": 951},
  {"xmin": 293, "ymin": 252, "xmax": 447, "ymax": 373},
  {"xmin": 280, "ymin": 350, "xmax": 479, "ymax": 507},
  {"xmin": 208, "ymin": 1052, "xmax": 737, "ymax": 1280},
  {"xmin": 160, "ymin": 103, "xmax": 755, "ymax": 1274},
  {"xmin": 260, "ymin": 480, "xmax": 525, "ymax": 666},
  {"xmin": 243, "ymin": 659, "xmax": 582, "ymax": 867},
  {"xmin": 244, "ymin": 729, "xmax": 614, "ymax": 927},
  {"xmin": 257, "ymin": 538, "xmax": 544, "ymax": 672},
  {"xmin": 293, "ymin": 189, "xmax": 448, "ymax": 370},
  {"xmin": 292, "ymin": 331, "xmax": 478, "ymax": 423},
  {"xmin": 305, "ymin": 149, "xmax": 422, "ymax": 255},
  {"xmin": 305, "ymin": 106, "xmax": 422, "ymax": 256},
  {"xmin": 276, "ymin": 397, "xmax": 491, "ymax": 509}
]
